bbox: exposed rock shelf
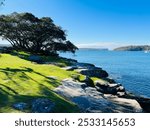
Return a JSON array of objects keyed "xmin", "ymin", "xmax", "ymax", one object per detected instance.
[
  {"xmin": 54, "ymin": 79, "xmax": 143, "ymax": 113},
  {"xmin": 57, "ymin": 61, "xmax": 150, "ymax": 113}
]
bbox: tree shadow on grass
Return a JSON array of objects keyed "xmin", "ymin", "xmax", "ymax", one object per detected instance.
[
  {"xmin": 0, "ymin": 67, "xmax": 60, "ymax": 87},
  {"xmin": 0, "ymin": 84, "xmax": 18, "ymax": 95},
  {"xmin": 0, "ymin": 67, "xmax": 74, "ymax": 112},
  {"xmin": 0, "ymin": 83, "xmax": 78, "ymax": 113}
]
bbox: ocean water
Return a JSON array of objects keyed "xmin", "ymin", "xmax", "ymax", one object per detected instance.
[{"xmin": 60, "ymin": 49, "xmax": 150, "ymax": 98}]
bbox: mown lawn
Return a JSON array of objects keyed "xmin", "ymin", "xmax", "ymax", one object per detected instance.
[{"xmin": 0, "ymin": 53, "xmax": 80, "ymax": 112}]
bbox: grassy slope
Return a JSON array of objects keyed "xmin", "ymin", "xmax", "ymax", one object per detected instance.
[{"xmin": 0, "ymin": 53, "xmax": 80, "ymax": 113}]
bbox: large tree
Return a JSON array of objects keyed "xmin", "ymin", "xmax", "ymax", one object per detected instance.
[
  {"xmin": 0, "ymin": 12, "xmax": 78, "ymax": 55},
  {"xmin": 0, "ymin": 0, "xmax": 5, "ymax": 6}
]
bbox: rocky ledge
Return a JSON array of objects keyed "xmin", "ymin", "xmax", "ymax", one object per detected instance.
[{"xmin": 57, "ymin": 61, "xmax": 150, "ymax": 113}]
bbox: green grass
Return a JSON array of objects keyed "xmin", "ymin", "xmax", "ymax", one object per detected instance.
[
  {"xmin": 91, "ymin": 77, "xmax": 109, "ymax": 85},
  {"xmin": 0, "ymin": 53, "xmax": 80, "ymax": 113}
]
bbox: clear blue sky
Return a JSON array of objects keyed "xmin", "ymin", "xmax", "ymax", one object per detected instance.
[{"xmin": 1, "ymin": 0, "xmax": 150, "ymax": 49}]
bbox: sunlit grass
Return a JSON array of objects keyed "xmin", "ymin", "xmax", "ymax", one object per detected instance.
[{"xmin": 0, "ymin": 53, "xmax": 79, "ymax": 112}]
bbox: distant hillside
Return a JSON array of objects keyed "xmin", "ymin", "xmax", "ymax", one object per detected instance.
[
  {"xmin": 114, "ymin": 45, "xmax": 150, "ymax": 51},
  {"xmin": 79, "ymin": 48, "xmax": 108, "ymax": 51}
]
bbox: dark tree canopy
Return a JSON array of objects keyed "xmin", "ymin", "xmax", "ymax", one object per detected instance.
[
  {"xmin": 0, "ymin": 0, "xmax": 5, "ymax": 6},
  {"xmin": 0, "ymin": 12, "xmax": 78, "ymax": 55}
]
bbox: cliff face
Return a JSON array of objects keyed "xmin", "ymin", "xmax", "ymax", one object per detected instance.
[{"xmin": 114, "ymin": 45, "xmax": 150, "ymax": 51}]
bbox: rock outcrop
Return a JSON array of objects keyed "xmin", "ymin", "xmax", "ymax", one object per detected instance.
[
  {"xmin": 80, "ymin": 76, "xmax": 95, "ymax": 87},
  {"xmin": 95, "ymin": 80, "xmax": 125, "ymax": 95},
  {"xmin": 103, "ymin": 94, "xmax": 142, "ymax": 113},
  {"xmin": 77, "ymin": 68, "xmax": 108, "ymax": 78},
  {"xmin": 13, "ymin": 102, "xmax": 28, "ymax": 111},
  {"xmin": 62, "ymin": 62, "xmax": 108, "ymax": 78},
  {"xmin": 58, "ymin": 61, "xmax": 150, "ymax": 112},
  {"xmin": 12, "ymin": 98, "xmax": 55, "ymax": 113},
  {"xmin": 54, "ymin": 79, "xmax": 143, "ymax": 113},
  {"xmin": 136, "ymin": 97, "xmax": 150, "ymax": 112},
  {"xmin": 31, "ymin": 98, "xmax": 55, "ymax": 113},
  {"xmin": 123, "ymin": 94, "xmax": 150, "ymax": 112}
]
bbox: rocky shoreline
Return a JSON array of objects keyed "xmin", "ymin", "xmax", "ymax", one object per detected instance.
[
  {"xmin": 1, "ymin": 47, "xmax": 150, "ymax": 113},
  {"xmin": 55, "ymin": 59, "xmax": 150, "ymax": 113}
]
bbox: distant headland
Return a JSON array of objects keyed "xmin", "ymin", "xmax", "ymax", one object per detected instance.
[
  {"xmin": 79, "ymin": 48, "xmax": 108, "ymax": 51},
  {"xmin": 114, "ymin": 45, "xmax": 150, "ymax": 51}
]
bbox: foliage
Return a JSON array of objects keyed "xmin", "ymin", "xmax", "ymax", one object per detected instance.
[
  {"xmin": 0, "ymin": 0, "xmax": 5, "ymax": 6},
  {"xmin": 0, "ymin": 12, "xmax": 78, "ymax": 55}
]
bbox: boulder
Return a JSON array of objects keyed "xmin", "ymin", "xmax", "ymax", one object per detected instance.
[
  {"xmin": 62, "ymin": 66, "xmax": 78, "ymax": 71},
  {"xmin": 118, "ymin": 93, "xmax": 150, "ymax": 112},
  {"xmin": 95, "ymin": 84, "xmax": 109, "ymax": 93},
  {"xmin": 77, "ymin": 68, "xmax": 108, "ymax": 78},
  {"xmin": 13, "ymin": 102, "xmax": 28, "ymax": 111},
  {"xmin": 116, "ymin": 86, "xmax": 125, "ymax": 92},
  {"xmin": 54, "ymin": 79, "xmax": 143, "ymax": 113},
  {"xmin": 54, "ymin": 79, "xmax": 87, "ymax": 98},
  {"xmin": 107, "ymin": 87, "xmax": 118, "ymax": 95},
  {"xmin": 104, "ymin": 94, "xmax": 143, "ymax": 112},
  {"xmin": 117, "ymin": 92, "xmax": 126, "ymax": 97},
  {"xmin": 108, "ymin": 83, "xmax": 122, "ymax": 88},
  {"xmin": 104, "ymin": 78, "xmax": 116, "ymax": 83},
  {"xmin": 135, "ymin": 97, "xmax": 150, "ymax": 112},
  {"xmin": 32, "ymin": 98, "xmax": 55, "ymax": 113},
  {"xmin": 95, "ymin": 81, "xmax": 125, "ymax": 95},
  {"xmin": 81, "ymin": 76, "xmax": 95, "ymax": 87}
]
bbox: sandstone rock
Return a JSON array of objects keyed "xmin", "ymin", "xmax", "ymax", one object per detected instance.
[
  {"xmin": 62, "ymin": 66, "xmax": 78, "ymax": 71},
  {"xmin": 95, "ymin": 80, "xmax": 108, "ymax": 86},
  {"xmin": 54, "ymin": 79, "xmax": 87, "ymax": 98},
  {"xmin": 80, "ymin": 76, "xmax": 95, "ymax": 87},
  {"xmin": 104, "ymin": 78, "xmax": 116, "ymax": 83},
  {"xmin": 95, "ymin": 83, "xmax": 108, "ymax": 93},
  {"xmin": 32, "ymin": 98, "xmax": 55, "ymax": 113},
  {"xmin": 116, "ymin": 86, "xmax": 125, "ymax": 92},
  {"xmin": 77, "ymin": 68, "xmax": 108, "ymax": 78},
  {"xmin": 135, "ymin": 97, "xmax": 150, "ymax": 112},
  {"xmin": 95, "ymin": 81, "xmax": 125, "ymax": 95},
  {"xmin": 54, "ymin": 79, "xmax": 143, "ymax": 113},
  {"xmin": 123, "ymin": 93, "xmax": 150, "ymax": 112},
  {"xmin": 107, "ymin": 87, "xmax": 118, "ymax": 95},
  {"xmin": 108, "ymin": 83, "xmax": 122, "ymax": 88},
  {"xmin": 13, "ymin": 102, "xmax": 28, "ymax": 111},
  {"xmin": 117, "ymin": 92, "xmax": 126, "ymax": 97},
  {"xmin": 104, "ymin": 94, "xmax": 143, "ymax": 112}
]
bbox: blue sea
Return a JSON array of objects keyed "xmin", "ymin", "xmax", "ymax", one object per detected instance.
[{"xmin": 60, "ymin": 49, "xmax": 150, "ymax": 98}]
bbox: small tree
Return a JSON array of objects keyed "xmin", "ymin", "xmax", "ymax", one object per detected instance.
[{"xmin": 0, "ymin": 12, "xmax": 78, "ymax": 55}]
